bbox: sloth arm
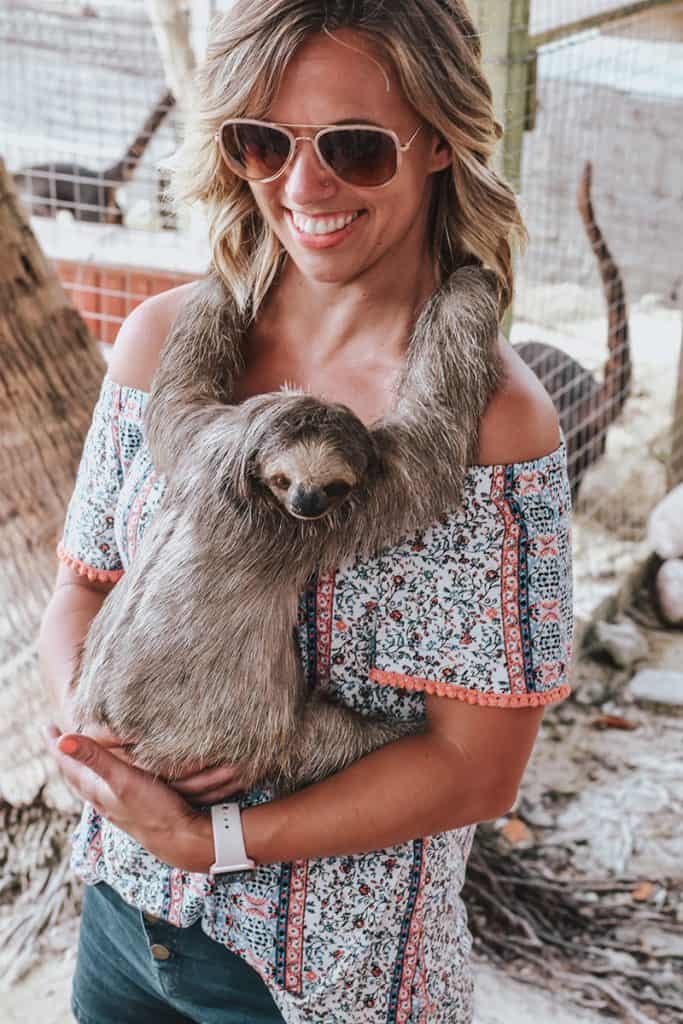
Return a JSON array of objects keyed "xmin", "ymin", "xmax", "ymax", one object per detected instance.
[{"xmin": 172, "ymin": 360, "xmax": 563, "ymax": 872}]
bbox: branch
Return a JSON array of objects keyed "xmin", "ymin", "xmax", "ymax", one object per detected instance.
[{"xmin": 145, "ymin": 0, "xmax": 196, "ymax": 106}]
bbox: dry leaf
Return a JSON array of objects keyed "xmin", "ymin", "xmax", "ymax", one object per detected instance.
[
  {"xmin": 500, "ymin": 817, "xmax": 534, "ymax": 846},
  {"xmin": 591, "ymin": 714, "xmax": 638, "ymax": 731},
  {"xmin": 632, "ymin": 881, "xmax": 656, "ymax": 902}
]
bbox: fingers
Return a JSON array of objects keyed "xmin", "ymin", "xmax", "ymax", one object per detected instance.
[
  {"xmin": 45, "ymin": 726, "xmax": 125, "ymax": 796},
  {"xmin": 44, "ymin": 726, "xmax": 111, "ymax": 810},
  {"xmin": 185, "ymin": 781, "xmax": 245, "ymax": 806},
  {"xmin": 109, "ymin": 747, "xmax": 137, "ymax": 765},
  {"xmin": 171, "ymin": 763, "xmax": 242, "ymax": 796},
  {"xmin": 81, "ymin": 724, "xmax": 132, "ymax": 749}
]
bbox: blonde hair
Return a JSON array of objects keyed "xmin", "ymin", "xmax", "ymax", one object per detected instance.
[{"xmin": 170, "ymin": 0, "xmax": 526, "ymax": 316}]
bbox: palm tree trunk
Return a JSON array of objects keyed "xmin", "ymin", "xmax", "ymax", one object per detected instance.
[
  {"xmin": 0, "ymin": 155, "xmax": 106, "ymax": 979},
  {"xmin": 0, "ymin": 156, "xmax": 105, "ymax": 808}
]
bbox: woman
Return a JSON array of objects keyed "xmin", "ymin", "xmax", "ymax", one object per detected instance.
[{"xmin": 41, "ymin": 2, "xmax": 573, "ymax": 1022}]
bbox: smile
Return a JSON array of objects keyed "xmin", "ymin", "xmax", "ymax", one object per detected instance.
[
  {"xmin": 286, "ymin": 207, "xmax": 366, "ymax": 247},
  {"xmin": 289, "ymin": 209, "xmax": 363, "ymax": 236}
]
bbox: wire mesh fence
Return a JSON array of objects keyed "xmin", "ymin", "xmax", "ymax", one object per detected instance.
[
  {"xmin": 476, "ymin": 0, "xmax": 683, "ymax": 610},
  {"xmin": 1, "ymin": 0, "xmax": 681, "ymax": 613}
]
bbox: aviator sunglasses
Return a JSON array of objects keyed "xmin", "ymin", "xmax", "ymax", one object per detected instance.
[{"xmin": 214, "ymin": 119, "xmax": 422, "ymax": 189}]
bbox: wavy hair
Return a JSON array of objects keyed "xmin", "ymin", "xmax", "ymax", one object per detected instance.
[{"xmin": 169, "ymin": 0, "xmax": 526, "ymax": 316}]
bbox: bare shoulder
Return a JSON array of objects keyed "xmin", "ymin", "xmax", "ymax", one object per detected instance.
[
  {"xmin": 476, "ymin": 334, "xmax": 561, "ymax": 465},
  {"xmin": 107, "ymin": 281, "xmax": 199, "ymax": 392}
]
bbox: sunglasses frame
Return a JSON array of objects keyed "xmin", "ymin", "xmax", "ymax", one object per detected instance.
[{"xmin": 214, "ymin": 119, "xmax": 422, "ymax": 190}]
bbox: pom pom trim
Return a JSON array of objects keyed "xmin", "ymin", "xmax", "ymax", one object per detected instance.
[
  {"xmin": 369, "ymin": 669, "xmax": 571, "ymax": 707},
  {"xmin": 57, "ymin": 542, "xmax": 124, "ymax": 583}
]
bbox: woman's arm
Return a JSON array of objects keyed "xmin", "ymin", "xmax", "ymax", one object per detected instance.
[
  {"xmin": 231, "ymin": 702, "xmax": 545, "ymax": 866},
  {"xmin": 47, "ymin": 701, "xmax": 544, "ymax": 872},
  {"xmin": 39, "ymin": 564, "xmax": 117, "ymax": 737}
]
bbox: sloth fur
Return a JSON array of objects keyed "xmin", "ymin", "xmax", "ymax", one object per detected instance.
[{"xmin": 71, "ymin": 266, "xmax": 502, "ymax": 793}]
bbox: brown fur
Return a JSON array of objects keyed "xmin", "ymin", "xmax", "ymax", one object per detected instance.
[{"xmin": 71, "ymin": 266, "xmax": 501, "ymax": 793}]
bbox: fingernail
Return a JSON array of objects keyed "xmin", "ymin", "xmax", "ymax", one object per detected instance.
[{"xmin": 59, "ymin": 737, "xmax": 79, "ymax": 756}]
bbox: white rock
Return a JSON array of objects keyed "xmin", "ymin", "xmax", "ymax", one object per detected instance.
[
  {"xmin": 640, "ymin": 927, "xmax": 683, "ymax": 958},
  {"xmin": 592, "ymin": 619, "xmax": 649, "ymax": 669},
  {"xmin": 630, "ymin": 669, "xmax": 683, "ymax": 708},
  {"xmin": 647, "ymin": 483, "xmax": 683, "ymax": 560},
  {"xmin": 656, "ymin": 559, "xmax": 683, "ymax": 625}
]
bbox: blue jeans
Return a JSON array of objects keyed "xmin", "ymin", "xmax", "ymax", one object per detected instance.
[{"xmin": 72, "ymin": 882, "xmax": 284, "ymax": 1023}]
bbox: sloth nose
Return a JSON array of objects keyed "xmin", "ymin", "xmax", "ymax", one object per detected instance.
[{"xmin": 291, "ymin": 486, "xmax": 329, "ymax": 518}]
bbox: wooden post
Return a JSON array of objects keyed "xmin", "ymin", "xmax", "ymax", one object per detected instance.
[
  {"xmin": 670, "ymin": 322, "xmax": 683, "ymax": 488},
  {"xmin": 471, "ymin": 0, "xmax": 531, "ymax": 336},
  {"xmin": 470, "ymin": 0, "xmax": 531, "ymax": 192},
  {"xmin": 503, "ymin": 0, "xmax": 532, "ymax": 194},
  {"xmin": 528, "ymin": 0, "xmax": 677, "ymax": 48}
]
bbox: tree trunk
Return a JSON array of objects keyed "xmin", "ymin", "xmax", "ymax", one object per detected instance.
[
  {"xmin": 145, "ymin": 0, "xmax": 196, "ymax": 106},
  {"xmin": 0, "ymin": 156, "xmax": 105, "ymax": 808}
]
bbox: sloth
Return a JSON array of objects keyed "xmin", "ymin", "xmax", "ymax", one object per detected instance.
[{"xmin": 71, "ymin": 265, "xmax": 502, "ymax": 794}]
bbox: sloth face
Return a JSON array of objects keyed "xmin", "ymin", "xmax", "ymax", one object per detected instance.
[{"xmin": 258, "ymin": 439, "xmax": 361, "ymax": 520}]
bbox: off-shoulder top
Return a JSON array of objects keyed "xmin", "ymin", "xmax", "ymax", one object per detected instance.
[{"xmin": 59, "ymin": 375, "xmax": 573, "ymax": 1024}]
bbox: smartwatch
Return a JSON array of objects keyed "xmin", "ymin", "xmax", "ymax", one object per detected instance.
[{"xmin": 209, "ymin": 803, "xmax": 257, "ymax": 875}]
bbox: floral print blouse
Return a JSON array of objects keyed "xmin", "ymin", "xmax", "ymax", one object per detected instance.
[{"xmin": 59, "ymin": 375, "xmax": 573, "ymax": 1024}]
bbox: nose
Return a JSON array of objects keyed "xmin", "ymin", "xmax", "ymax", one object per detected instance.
[
  {"xmin": 283, "ymin": 137, "xmax": 337, "ymax": 206},
  {"xmin": 291, "ymin": 485, "xmax": 329, "ymax": 519}
]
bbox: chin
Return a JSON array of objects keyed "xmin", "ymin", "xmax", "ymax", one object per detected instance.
[{"xmin": 288, "ymin": 249, "xmax": 376, "ymax": 287}]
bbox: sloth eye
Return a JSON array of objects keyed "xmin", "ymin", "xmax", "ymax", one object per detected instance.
[
  {"xmin": 324, "ymin": 480, "xmax": 352, "ymax": 500},
  {"xmin": 271, "ymin": 474, "xmax": 291, "ymax": 490}
]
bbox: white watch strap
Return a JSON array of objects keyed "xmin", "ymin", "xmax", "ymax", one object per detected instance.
[{"xmin": 210, "ymin": 803, "xmax": 256, "ymax": 875}]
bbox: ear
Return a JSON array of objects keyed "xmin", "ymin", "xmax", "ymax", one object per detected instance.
[{"xmin": 427, "ymin": 131, "xmax": 453, "ymax": 176}]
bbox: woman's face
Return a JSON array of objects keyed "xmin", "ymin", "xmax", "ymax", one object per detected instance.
[{"xmin": 247, "ymin": 30, "xmax": 451, "ymax": 288}]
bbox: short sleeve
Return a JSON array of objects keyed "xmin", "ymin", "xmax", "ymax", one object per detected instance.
[
  {"xmin": 369, "ymin": 445, "xmax": 573, "ymax": 707},
  {"xmin": 57, "ymin": 376, "xmax": 140, "ymax": 582}
]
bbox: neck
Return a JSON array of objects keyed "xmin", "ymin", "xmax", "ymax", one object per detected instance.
[{"xmin": 257, "ymin": 237, "xmax": 438, "ymax": 367}]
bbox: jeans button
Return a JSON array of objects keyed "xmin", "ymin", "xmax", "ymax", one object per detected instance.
[{"xmin": 150, "ymin": 943, "xmax": 171, "ymax": 961}]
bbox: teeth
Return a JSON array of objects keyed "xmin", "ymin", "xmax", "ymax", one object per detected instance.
[{"xmin": 291, "ymin": 211, "xmax": 360, "ymax": 236}]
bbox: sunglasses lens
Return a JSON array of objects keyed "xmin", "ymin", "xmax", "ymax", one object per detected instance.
[
  {"xmin": 318, "ymin": 129, "xmax": 398, "ymax": 187},
  {"xmin": 220, "ymin": 123, "xmax": 291, "ymax": 180}
]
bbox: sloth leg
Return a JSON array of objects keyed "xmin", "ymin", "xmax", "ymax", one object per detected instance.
[{"xmin": 277, "ymin": 693, "xmax": 419, "ymax": 792}]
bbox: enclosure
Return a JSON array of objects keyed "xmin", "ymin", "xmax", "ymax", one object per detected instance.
[{"xmin": 1, "ymin": 2, "xmax": 682, "ymax": 1022}]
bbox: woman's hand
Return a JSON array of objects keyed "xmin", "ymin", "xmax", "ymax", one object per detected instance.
[
  {"xmin": 57, "ymin": 691, "xmax": 136, "ymax": 765},
  {"xmin": 169, "ymin": 762, "xmax": 247, "ymax": 805},
  {"xmin": 44, "ymin": 725, "xmax": 212, "ymax": 872}
]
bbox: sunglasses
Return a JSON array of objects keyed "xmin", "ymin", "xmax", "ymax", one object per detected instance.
[{"xmin": 214, "ymin": 119, "xmax": 422, "ymax": 189}]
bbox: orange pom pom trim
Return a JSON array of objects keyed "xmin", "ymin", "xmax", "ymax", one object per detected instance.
[
  {"xmin": 57, "ymin": 542, "xmax": 125, "ymax": 583},
  {"xmin": 369, "ymin": 669, "xmax": 571, "ymax": 708}
]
